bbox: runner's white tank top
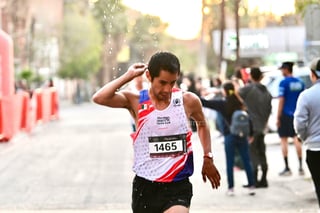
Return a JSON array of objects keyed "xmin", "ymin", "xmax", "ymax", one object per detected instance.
[{"xmin": 131, "ymin": 88, "xmax": 194, "ymax": 182}]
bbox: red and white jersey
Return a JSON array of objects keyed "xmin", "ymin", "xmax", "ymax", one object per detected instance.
[{"xmin": 131, "ymin": 88, "xmax": 194, "ymax": 182}]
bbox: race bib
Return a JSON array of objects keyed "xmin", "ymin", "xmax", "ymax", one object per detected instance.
[{"xmin": 148, "ymin": 134, "xmax": 187, "ymax": 158}]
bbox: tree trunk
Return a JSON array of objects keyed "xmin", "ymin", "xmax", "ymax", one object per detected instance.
[
  {"xmin": 98, "ymin": 34, "xmax": 123, "ymax": 86},
  {"xmin": 235, "ymin": 0, "xmax": 240, "ymax": 65},
  {"xmin": 219, "ymin": 0, "xmax": 225, "ymax": 73}
]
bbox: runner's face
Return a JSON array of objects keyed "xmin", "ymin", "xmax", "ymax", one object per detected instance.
[{"xmin": 149, "ymin": 70, "xmax": 178, "ymax": 101}]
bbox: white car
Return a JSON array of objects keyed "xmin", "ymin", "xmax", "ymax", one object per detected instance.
[{"xmin": 260, "ymin": 66, "xmax": 312, "ymax": 132}]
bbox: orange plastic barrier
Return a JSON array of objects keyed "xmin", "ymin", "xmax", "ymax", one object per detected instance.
[
  {"xmin": 14, "ymin": 93, "xmax": 24, "ymax": 134},
  {"xmin": 0, "ymin": 97, "xmax": 3, "ymax": 141},
  {"xmin": 0, "ymin": 94, "xmax": 23, "ymax": 141},
  {"xmin": 28, "ymin": 94, "xmax": 37, "ymax": 132},
  {"xmin": 41, "ymin": 88, "xmax": 51, "ymax": 123},
  {"xmin": 20, "ymin": 92, "xmax": 29, "ymax": 130},
  {"xmin": 19, "ymin": 91, "xmax": 37, "ymax": 133},
  {"xmin": 34, "ymin": 88, "xmax": 59, "ymax": 123},
  {"xmin": 34, "ymin": 89, "xmax": 43, "ymax": 123},
  {"xmin": 0, "ymin": 29, "xmax": 14, "ymax": 97},
  {"xmin": 50, "ymin": 88, "xmax": 59, "ymax": 120},
  {"xmin": 0, "ymin": 89, "xmax": 59, "ymax": 142}
]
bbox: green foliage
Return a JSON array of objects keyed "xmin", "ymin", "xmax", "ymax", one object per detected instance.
[
  {"xmin": 59, "ymin": 0, "xmax": 202, "ymax": 82},
  {"xmin": 18, "ymin": 69, "xmax": 34, "ymax": 81},
  {"xmin": 130, "ymin": 15, "xmax": 167, "ymax": 45},
  {"xmin": 91, "ymin": 0, "xmax": 128, "ymax": 37},
  {"xmin": 295, "ymin": 0, "xmax": 320, "ymax": 15},
  {"xmin": 16, "ymin": 68, "xmax": 43, "ymax": 88},
  {"xmin": 32, "ymin": 75, "xmax": 43, "ymax": 85},
  {"xmin": 129, "ymin": 14, "xmax": 168, "ymax": 61},
  {"xmin": 127, "ymin": 13, "xmax": 197, "ymax": 71},
  {"xmin": 89, "ymin": 1, "xmax": 201, "ymax": 81},
  {"xmin": 175, "ymin": 49, "xmax": 198, "ymax": 73},
  {"xmin": 163, "ymin": 39, "xmax": 198, "ymax": 73},
  {"xmin": 58, "ymin": 3, "xmax": 102, "ymax": 79}
]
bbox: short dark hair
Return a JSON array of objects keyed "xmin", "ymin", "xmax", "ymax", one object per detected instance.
[
  {"xmin": 250, "ymin": 67, "xmax": 262, "ymax": 81},
  {"xmin": 279, "ymin": 62, "xmax": 294, "ymax": 73},
  {"xmin": 147, "ymin": 51, "xmax": 180, "ymax": 80}
]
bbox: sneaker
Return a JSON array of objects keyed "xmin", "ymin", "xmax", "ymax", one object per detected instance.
[
  {"xmin": 248, "ymin": 187, "xmax": 256, "ymax": 196},
  {"xmin": 226, "ymin": 188, "xmax": 235, "ymax": 196},
  {"xmin": 299, "ymin": 168, "xmax": 305, "ymax": 176},
  {"xmin": 279, "ymin": 168, "xmax": 292, "ymax": 176},
  {"xmin": 256, "ymin": 180, "xmax": 268, "ymax": 188},
  {"xmin": 242, "ymin": 184, "xmax": 250, "ymax": 188}
]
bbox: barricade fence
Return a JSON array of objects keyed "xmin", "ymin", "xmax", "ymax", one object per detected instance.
[{"xmin": 0, "ymin": 87, "xmax": 59, "ymax": 142}]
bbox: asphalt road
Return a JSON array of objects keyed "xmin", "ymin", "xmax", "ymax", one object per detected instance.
[{"xmin": 0, "ymin": 102, "xmax": 318, "ymax": 212}]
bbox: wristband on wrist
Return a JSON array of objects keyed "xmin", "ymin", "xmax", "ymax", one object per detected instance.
[{"xmin": 204, "ymin": 152, "xmax": 213, "ymax": 159}]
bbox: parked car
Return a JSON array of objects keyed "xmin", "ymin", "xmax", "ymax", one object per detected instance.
[{"xmin": 260, "ymin": 66, "xmax": 312, "ymax": 132}]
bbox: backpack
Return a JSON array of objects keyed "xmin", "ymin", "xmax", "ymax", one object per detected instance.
[{"xmin": 230, "ymin": 110, "xmax": 250, "ymax": 137}]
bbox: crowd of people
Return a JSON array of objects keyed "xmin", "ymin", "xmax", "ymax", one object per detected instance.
[
  {"xmin": 92, "ymin": 51, "xmax": 320, "ymax": 212},
  {"xmin": 14, "ymin": 78, "xmax": 55, "ymax": 98},
  {"xmin": 183, "ymin": 66, "xmax": 273, "ymax": 195},
  {"xmin": 179, "ymin": 58, "xmax": 319, "ymax": 210}
]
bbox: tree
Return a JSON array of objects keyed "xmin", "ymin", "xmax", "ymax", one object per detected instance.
[
  {"xmin": 58, "ymin": 3, "xmax": 102, "ymax": 80},
  {"xmin": 129, "ymin": 14, "xmax": 168, "ymax": 62},
  {"xmin": 295, "ymin": 0, "xmax": 319, "ymax": 15},
  {"xmin": 91, "ymin": 0, "xmax": 128, "ymax": 86},
  {"xmin": 219, "ymin": 0, "xmax": 226, "ymax": 73},
  {"xmin": 2, "ymin": 0, "xmax": 32, "ymax": 69},
  {"xmin": 234, "ymin": 0, "xmax": 240, "ymax": 66}
]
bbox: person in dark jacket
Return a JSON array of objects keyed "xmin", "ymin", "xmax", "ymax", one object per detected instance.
[
  {"xmin": 201, "ymin": 81, "xmax": 255, "ymax": 196},
  {"xmin": 239, "ymin": 67, "xmax": 272, "ymax": 188}
]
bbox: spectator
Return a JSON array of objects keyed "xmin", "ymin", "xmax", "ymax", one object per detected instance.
[
  {"xmin": 277, "ymin": 62, "xmax": 305, "ymax": 176},
  {"xmin": 294, "ymin": 57, "xmax": 320, "ymax": 210},
  {"xmin": 202, "ymin": 77, "xmax": 224, "ymax": 135},
  {"xmin": 201, "ymin": 81, "xmax": 255, "ymax": 196},
  {"xmin": 239, "ymin": 67, "xmax": 272, "ymax": 188}
]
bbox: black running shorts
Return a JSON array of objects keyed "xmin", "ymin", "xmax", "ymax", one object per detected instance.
[
  {"xmin": 278, "ymin": 113, "xmax": 296, "ymax": 137},
  {"xmin": 131, "ymin": 175, "xmax": 193, "ymax": 213}
]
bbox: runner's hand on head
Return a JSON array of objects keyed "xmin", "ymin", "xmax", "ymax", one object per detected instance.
[{"xmin": 128, "ymin": 63, "xmax": 147, "ymax": 79}]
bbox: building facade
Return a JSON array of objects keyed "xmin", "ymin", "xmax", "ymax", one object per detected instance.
[{"xmin": 213, "ymin": 26, "xmax": 306, "ymax": 66}]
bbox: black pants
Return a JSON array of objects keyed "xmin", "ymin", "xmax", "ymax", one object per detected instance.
[
  {"xmin": 306, "ymin": 150, "xmax": 320, "ymax": 208},
  {"xmin": 250, "ymin": 133, "xmax": 268, "ymax": 182}
]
